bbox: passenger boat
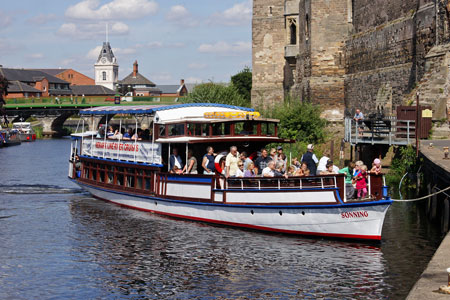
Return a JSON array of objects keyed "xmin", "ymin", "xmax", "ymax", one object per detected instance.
[
  {"xmin": 0, "ymin": 128, "xmax": 22, "ymax": 147},
  {"xmin": 12, "ymin": 122, "xmax": 36, "ymax": 142},
  {"xmin": 68, "ymin": 103, "xmax": 392, "ymax": 241}
]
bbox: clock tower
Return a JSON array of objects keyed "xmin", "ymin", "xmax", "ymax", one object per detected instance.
[{"xmin": 94, "ymin": 42, "xmax": 118, "ymax": 90}]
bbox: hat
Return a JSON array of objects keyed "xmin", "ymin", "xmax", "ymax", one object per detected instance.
[
  {"xmin": 374, "ymin": 158, "xmax": 381, "ymax": 164},
  {"xmin": 277, "ymin": 146, "xmax": 283, "ymax": 150},
  {"xmin": 307, "ymin": 144, "xmax": 314, "ymax": 150}
]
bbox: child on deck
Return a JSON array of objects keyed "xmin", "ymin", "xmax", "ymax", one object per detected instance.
[
  {"xmin": 355, "ymin": 165, "xmax": 368, "ymax": 199},
  {"xmin": 370, "ymin": 158, "xmax": 382, "ymax": 175}
]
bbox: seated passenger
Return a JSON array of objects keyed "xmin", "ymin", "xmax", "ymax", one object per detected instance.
[
  {"xmin": 112, "ymin": 128, "xmax": 123, "ymax": 139},
  {"xmin": 96, "ymin": 127, "xmax": 105, "ymax": 138},
  {"xmin": 274, "ymin": 161, "xmax": 288, "ymax": 178},
  {"xmin": 287, "ymin": 165, "xmax": 296, "ymax": 176},
  {"xmin": 262, "ymin": 161, "xmax": 276, "ymax": 177},
  {"xmin": 295, "ymin": 162, "xmax": 310, "ymax": 177},
  {"xmin": 132, "ymin": 129, "xmax": 142, "ymax": 141},
  {"xmin": 106, "ymin": 126, "xmax": 114, "ymax": 138},
  {"xmin": 235, "ymin": 161, "xmax": 245, "ymax": 177},
  {"xmin": 123, "ymin": 128, "xmax": 133, "ymax": 140},
  {"xmin": 320, "ymin": 162, "xmax": 337, "ymax": 175},
  {"xmin": 244, "ymin": 162, "xmax": 256, "ymax": 177}
]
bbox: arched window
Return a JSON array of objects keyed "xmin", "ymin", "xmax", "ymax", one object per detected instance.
[
  {"xmin": 290, "ymin": 21, "xmax": 297, "ymax": 45},
  {"xmin": 102, "ymin": 71, "xmax": 106, "ymax": 81}
]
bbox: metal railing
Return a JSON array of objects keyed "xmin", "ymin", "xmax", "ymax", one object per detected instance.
[{"xmin": 344, "ymin": 117, "xmax": 415, "ymax": 145}]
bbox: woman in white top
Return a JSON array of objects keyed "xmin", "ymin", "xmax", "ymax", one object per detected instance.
[{"xmin": 316, "ymin": 149, "xmax": 330, "ymax": 175}]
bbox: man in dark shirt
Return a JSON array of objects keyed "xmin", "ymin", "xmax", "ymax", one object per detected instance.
[
  {"xmin": 254, "ymin": 149, "xmax": 272, "ymax": 175},
  {"xmin": 301, "ymin": 144, "xmax": 318, "ymax": 176}
]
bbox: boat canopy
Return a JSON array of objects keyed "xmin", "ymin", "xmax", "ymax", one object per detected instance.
[{"xmin": 79, "ymin": 103, "xmax": 254, "ymax": 116}]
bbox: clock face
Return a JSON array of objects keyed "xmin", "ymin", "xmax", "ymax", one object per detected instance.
[{"xmin": 101, "ymin": 57, "xmax": 107, "ymax": 63}]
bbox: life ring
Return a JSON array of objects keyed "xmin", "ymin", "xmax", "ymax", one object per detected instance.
[
  {"xmin": 214, "ymin": 154, "xmax": 225, "ymax": 174},
  {"xmin": 249, "ymin": 152, "xmax": 257, "ymax": 160}
]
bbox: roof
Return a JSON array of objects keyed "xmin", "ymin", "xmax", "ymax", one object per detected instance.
[
  {"xmin": 120, "ymin": 72, "xmax": 156, "ymax": 86},
  {"xmin": 7, "ymin": 81, "xmax": 42, "ymax": 93},
  {"xmin": 31, "ymin": 69, "xmax": 68, "ymax": 76},
  {"xmin": 0, "ymin": 68, "xmax": 69, "ymax": 84},
  {"xmin": 157, "ymin": 85, "xmax": 181, "ymax": 94},
  {"xmin": 71, "ymin": 85, "xmax": 116, "ymax": 96},
  {"xmin": 79, "ymin": 103, "xmax": 254, "ymax": 115},
  {"xmin": 96, "ymin": 42, "xmax": 117, "ymax": 64}
]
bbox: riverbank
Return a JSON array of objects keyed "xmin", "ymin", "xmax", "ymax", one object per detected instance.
[
  {"xmin": 407, "ymin": 139, "xmax": 450, "ymax": 298},
  {"xmin": 407, "ymin": 231, "xmax": 450, "ymax": 299}
]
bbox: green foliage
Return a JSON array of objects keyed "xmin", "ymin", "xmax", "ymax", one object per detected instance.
[
  {"xmin": 230, "ymin": 67, "xmax": 252, "ymax": 101},
  {"xmin": 183, "ymin": 82, "xmax": 250, "ymax": 107},
  {"xmin": 262, "ymin": 100, "xmax": 326, "ymax": 144},
  {"xmin": 386, "ymin": 145, "xmax": 421, "ymax": 188},
  {"xmin": 33, "ymin": 125, "xmax": 43, "ymax": 139}
]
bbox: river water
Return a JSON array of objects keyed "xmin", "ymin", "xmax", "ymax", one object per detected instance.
[{"xmin": 0, "ymin": 139, "xmax": 444, "ymax": 299}]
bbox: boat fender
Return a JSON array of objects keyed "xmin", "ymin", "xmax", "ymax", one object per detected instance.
[{"xmin": 214, "ymin": 154, "xmax": 225, "ymax": 174}]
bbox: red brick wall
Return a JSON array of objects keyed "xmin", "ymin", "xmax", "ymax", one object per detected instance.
[{"xmin": 56, "ymin": 69, "xmax": 94, "ymax": 85}]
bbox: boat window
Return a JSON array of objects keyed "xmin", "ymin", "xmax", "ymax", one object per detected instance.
[
  {"xmin": 212, "ymin": 123, "xmax": 231, "ymax": 136},
  {"xmin": 107, "ymin": 170, "xmax": 114, "ymax": 184},
  {"xmin": 168, "ymin": 124, "xmax": 185, "ymax": 136},
  {"xmin": 98, "ymin": 169, "xmax": 105, "ymax": 183},
  {"xmin": 159, "ymin": 125, "xmax": 166, "ymax": 137},
  {"xmin": 261, "ymin": 122, "xmax": 275, "ymax": 136},
  {"xmin": 136, "ymin": 177, "xmax": 143, "ymax": 189},
  {"xmin": 234, "ymin": 121, "xmax": 254, "ymax": 135},
  {"xmin": 116, "ymin": 173, "xmax": 124, "ymax": 186},
  {"xmin": 187, "ymin": 123, "xmax": 202, "ymax": 136},
  {"xmin": 201, "ymin": 124, "xmax": 209, "ymax": 136}
]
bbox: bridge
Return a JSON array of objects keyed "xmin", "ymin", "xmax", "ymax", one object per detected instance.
[{"xmin": 2, "ymin": 102, "xmax": 165, "ymax": 137}]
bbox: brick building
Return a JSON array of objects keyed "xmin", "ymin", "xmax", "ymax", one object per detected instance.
[
  {"xmin": 119, "ymin": 61, "xmax": 161, "ymax": 96},
  {"xmin": 36, "ymin": 69, "xmax": 95, "ymax": 86},
  {"xmin": 252, "ymin": 0, "xmax": 450, "ymax": 120}
]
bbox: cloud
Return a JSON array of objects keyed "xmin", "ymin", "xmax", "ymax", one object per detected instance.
[
  {"xmin": 166, "ymin": 5, "xmax": 197, "ymax": 27},
  {"xmin": 57, "ymin": 22, "xmax": 129, "ymax": 39},
  {"xmin": 60, "ymin": 58, "xmax": 77, "ymax": 66},
  {"xmin": 209, "ymin": 1, "xmax": 252, "ymax": 26},
  {"xmin": 198, "ymin": 41, "xmax": 251, "ymax": 56},
  {"xmin": 151, "ymin": 72, "xmax": 172, "ymax": 83},
  {"xmin": 65, "ymin": 0, "xmax": 158, "ymax": 20},
  {"xmin": 185, "ymin": 77, "xmax": 203, "ymax": 83},
  {"xmin": 188, "ymin": 63, "xmax": 207, "ymax": 70},
  {"xmin": 27, "ymin": 14, "xmax": 57, "ymax": 25},
  {"xmin": 0, "ymin": 11, "xmax": 13, "ymax": 28}
]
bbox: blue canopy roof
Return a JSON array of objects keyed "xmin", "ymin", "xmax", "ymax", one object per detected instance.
[{"xmin": 79, "ymin": 103, "xmax": 254, "ymax": 115}]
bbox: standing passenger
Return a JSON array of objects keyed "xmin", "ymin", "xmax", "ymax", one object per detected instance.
[
  {"xmin": 301, "ymin": 144, "xmax": 318, "ymax": 176},
  {"xmin": 254, "ymin": 148, "xmax": 272, "ymax": 175},
  {"xmin": 202, "ymin": 146, "xmax": 216, "ymax": 175},
  {"xmin": 225, "ymin": 146, "xmax": 240, "ymax": 178},
  {"xmin": 169, "ymin": 148, "xmax": 184, "ymax": 171},
  {"xmin": 182, "ymin": 150, "xmax": 198, "ymax": 174}
]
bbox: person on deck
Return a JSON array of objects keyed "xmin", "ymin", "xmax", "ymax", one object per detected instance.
[
  {"xmin": 339, "ymin": 161, "xmax": 356, "ymax": 199},
  {"xmin": 169, "ymin": 148, "xmax": 184, "ymax": 171},
  {"xmin": 240, "ymin": 151, "xmax": 253, "ymax": 171},
  {"xmin": 202, "ymin": 146, "xmax": 216, "ymax": 175},
  {"xmin": 106, "ymin": 126, "xmax": 114, "ymax": 138},
  {"xmin": 262, "ymin": 161, "xmax": 276, "ymax": 177},
  {"xmin": 225, "ymin": 146, "xmax": 240, "ymax": 178},
  {"xmin": 244, "ymin": 162, "xmax": 256, "ymax": 177},
  {"xmin": 301, "ymin": 144, "xmax": 318, "ymax": 176},
  {"xmin": 235, "ymin": 161, "xmax": 245, "ymax": 177},
  {"xmin": 354, "ymin": 109, "xmax": 364, "ymax": 136},
  {"xmin": 254, "ymin": 148, "xmax": 272, "ymax": 175},
  {"xmin": 182, "ymin": 150, "xmax": 197, "ymax": 174},
  {"xmin": 316, "ymin": 149, "xmax": 331, "ymax": 175},
  {"xmin": 371, "ymin": 158, "xmax": 382, "ymax": 175}
]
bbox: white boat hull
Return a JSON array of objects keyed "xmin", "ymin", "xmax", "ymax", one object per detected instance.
[{"xmin": 76, "ymin": 181, "xmax": 391, "ymax": 241}]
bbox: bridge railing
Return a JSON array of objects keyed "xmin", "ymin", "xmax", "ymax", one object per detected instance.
[{"xmin": 344, "ymin": 117, "xmax": 416, "ymax": 146}]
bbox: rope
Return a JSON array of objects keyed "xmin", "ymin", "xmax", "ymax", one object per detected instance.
[{"xmin": 391, "ymin": 185, "xmax": 450, "ymax": 202}]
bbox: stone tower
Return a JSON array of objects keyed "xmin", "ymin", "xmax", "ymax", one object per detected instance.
[
  {"xmin": 252, "ymin": 0, "xmax": 287, "ymax": 107},
  {"xmin": 94, "ymin": 42, "xmax": 119, "ymax": 91}
]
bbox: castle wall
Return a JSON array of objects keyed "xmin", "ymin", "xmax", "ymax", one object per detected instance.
[{"xmin": 345, "ymin": 2, "xmax": 436, "ymax": 113}]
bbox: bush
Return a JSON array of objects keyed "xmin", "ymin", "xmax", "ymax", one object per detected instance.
[
  {"xmin": 183, "ymin": 82, "xmax": 250, "ymax": 107},
  {"xmin": 386, "ymin": 145, "xmax": 421, "ymax": 189},
  {"xmin": 263, "ymin": 100, "xmax": 326, "ymax": 144}
]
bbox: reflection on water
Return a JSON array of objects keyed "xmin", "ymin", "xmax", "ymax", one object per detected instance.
[{"xmin": 0, "ymin": 139, "xmax": 444, "ymax": 299}]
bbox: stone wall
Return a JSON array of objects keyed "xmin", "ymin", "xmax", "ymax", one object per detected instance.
[
  {"xmin": 252, "ymin": 0, "xmax": 286, "ymax": 107},
  {"xmin": 345, "ymin": 2, "xmax": 437, "ymax": 113}
]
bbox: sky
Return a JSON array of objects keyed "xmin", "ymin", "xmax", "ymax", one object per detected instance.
[{"xmin": 0, "ymin": 0, "xmax": 252, "ymax": 84}]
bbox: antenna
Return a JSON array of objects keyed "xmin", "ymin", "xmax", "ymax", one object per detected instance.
[{"xmin": 105, "ymin": 22, "xmax": 108, "ymax": 43}]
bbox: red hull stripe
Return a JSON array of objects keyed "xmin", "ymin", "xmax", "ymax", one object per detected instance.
[{"xmin": 92, "ymin": 195, "xmax": 382, "ymax": 241}]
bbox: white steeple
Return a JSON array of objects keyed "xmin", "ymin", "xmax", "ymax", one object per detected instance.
[{"xmin": 94, "ymin": 37, "xmax": 119, "ymax": 90}]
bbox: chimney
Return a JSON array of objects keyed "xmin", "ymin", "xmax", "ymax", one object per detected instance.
[
  {"xmin": 180, "ymin": 79, "xmax": 185, "ymax": 85},
  {"xmin": 133, "ymin": 60, "xmax": 138, "ymax": 77}
]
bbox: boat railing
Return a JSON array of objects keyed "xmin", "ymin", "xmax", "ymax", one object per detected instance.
[{"xmin": 222, "ymin": 175, "xmax": 340, "ymax": 191}]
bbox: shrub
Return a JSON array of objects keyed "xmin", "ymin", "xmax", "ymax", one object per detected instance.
[{"xmin": 183, "ymin": 82, "xmax": 250, "ymax": 107}]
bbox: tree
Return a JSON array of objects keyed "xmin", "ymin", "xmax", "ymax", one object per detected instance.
[
  {"xmin": 230, "ymin": 67, "xmax": 252, "ymax": 102},
  {"xmin": 0, "ymin": 74, "xmax": 8, "ymax": 115},
  {"xmin": 267, "ymin": 100, "xmax": 327, "ymax": 144},
  {"xmin": 183, "ymin": 82, "xmax": 250, "ymax": 107}
]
